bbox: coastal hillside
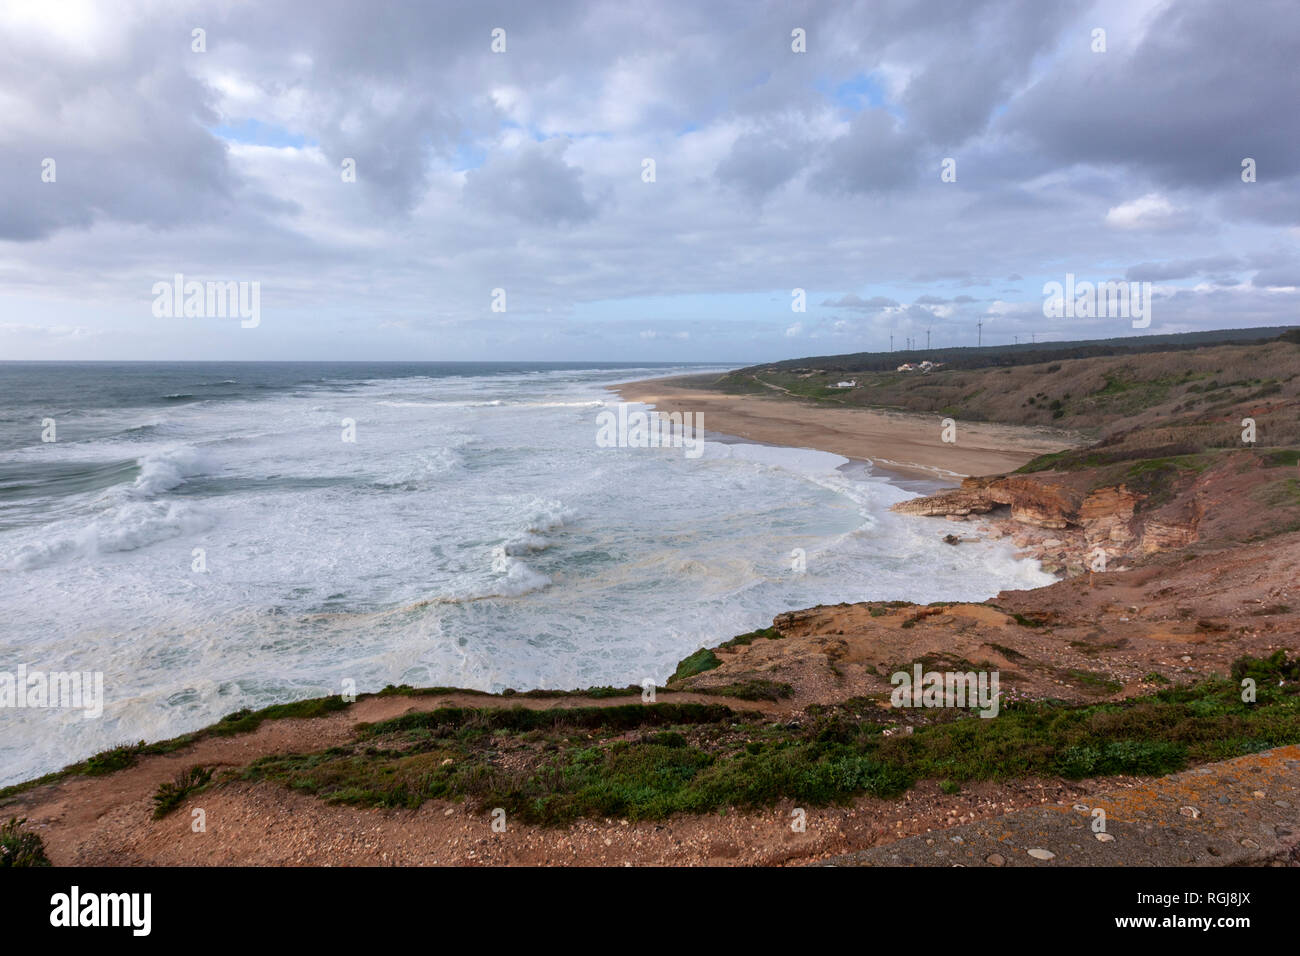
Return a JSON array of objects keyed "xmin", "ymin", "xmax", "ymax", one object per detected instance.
[
  {"xmin": 724, "ymin": 325, "xmax": 1297, "ymax": 382},
  {"xmin": 710, "ymin": 329, "xmax": 1300, "ymax": 441},
  {"xmin": 5, "ymin": 334, "xmax": 1299, "ymax": 867},
  {"xmin": 697, "ymin": 328, "xmax": 1300, "ymax": 576}
]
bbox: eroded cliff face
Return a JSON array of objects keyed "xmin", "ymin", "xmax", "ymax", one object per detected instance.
[
  {"xmin": 892, "ymin": 469, "xmax": 1196, "ymax": 575},
  {"xmin": 895, "ymin": 475, "xmax": 1083, "ymax": 528}
]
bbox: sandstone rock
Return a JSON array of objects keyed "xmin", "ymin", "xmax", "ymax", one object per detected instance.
[
  {"xmin": 890, "ymin": 489, "xmax": 996, "ymax": 517},
  {"xmin": 891, "ymin": 466, "xmax": 1207, "ymax": 570},
  {"xmin": 1141, "ymin": 518, "xmax": 1198, "ymax": 553}
]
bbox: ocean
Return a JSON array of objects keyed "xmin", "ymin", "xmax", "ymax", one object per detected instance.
[{"xmin": 0, "ymin": 361, "xmax": 1053, "ymax": 785}]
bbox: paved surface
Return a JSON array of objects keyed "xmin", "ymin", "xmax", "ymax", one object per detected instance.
[{"xmin": 821, "ymin": 745, "xmax": 1300, "ymax": 866}]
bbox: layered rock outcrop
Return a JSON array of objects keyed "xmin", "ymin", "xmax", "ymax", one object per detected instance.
[{"xmin": 892, "ymin": 471, "xmax": 1195, "ymax": 575}]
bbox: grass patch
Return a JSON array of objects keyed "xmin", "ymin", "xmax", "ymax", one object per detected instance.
[
  {"xmin": 1124, "ymin": 455, "xmax": 1212, "ymax": 511},
  {"xmin": 695, "ymin": 679, "xmax": 794, "ymax": 702},
  {"xmin": 84, "ymin": 742, "xmax": 150, "ymax": 775},
  {"xmin": 718, "ymin": 627, "xmax": 784, "ymax": 650},
  {"xmin": 1065, "ymin": 669, "xmax": 1124, "ymax": 694},
  {"xmin": 669, "ymin": 648, "xmax": 722, "ymax": 682},
  {"xmin": 378, "ymin": 684, "xmax": 494, "ymax": 698},
  {"xmin": 151, "ymin": 766, "xmax": 214, "ymax": 819},
  {"xmin": 358, "ymin": 703, "xmax": 742, "ymax": 738},
  {"xmin": 0, "ymin": 694, "xmax": 354, "ymax": 801},
  {"xmin": 209, "ymin": 696, "xmax": 351, "ymax": 736},
  {"xmin": 0, "ymin": 818, "xmax": 50, "ymax": 867},
  {"xmin": 1011, "ymin": 612, "xmax": 1049, "ymax": 628},
  {"xmin": 1232, "ymin": 649, "xmax": 1300, "ymax": 684},
  {"xmin": 1253, "ymin": 477, "xmax": 1300, "ymax": 510},
  {"xmin": 241, "ymin": 653, "xmax": 1300, "ymax": 825}
]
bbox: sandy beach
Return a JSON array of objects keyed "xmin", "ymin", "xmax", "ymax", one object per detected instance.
[{"xmin": 612, "ymin": 374, "xmax": 1081, "ymax": 480}]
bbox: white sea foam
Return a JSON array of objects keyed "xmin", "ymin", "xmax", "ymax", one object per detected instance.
[
  {"xmin": 0, "ymin": 365, "xmax": 1054, "ymax": 786},
  {"xmin": 130, "ymin": 445, "xmax": 209, "ymax": 495},
  {"xmin": 1, "ymin": 500, "xmax": 214, "ymax": 571}
]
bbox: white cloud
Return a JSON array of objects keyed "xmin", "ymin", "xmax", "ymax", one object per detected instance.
[
  {"xmin": 0, "ymin": 0, "xmax": 1295, "ymax": 360},
  {"xmin": 1104, "ymin": 193, "xmax": 1180, "ymax": 230}
]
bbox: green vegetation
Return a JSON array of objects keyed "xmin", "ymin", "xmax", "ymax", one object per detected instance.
[
  {"xmin": 1065, "ymin": 669, "xmax": 1125, "ymax": 695},
  {"xmin": 238, "ymin": 654, "xmax": 1300, "ymax": 826},
  {"xmin": 718, "ymin": 627, "xmax": 784, "ymax": 650},
  {"xmin": 870, "ymin": 601, "xmax": 914, "ymax": 617},
  {"xmin": 703, "ymin": 334, "xmax": 1300, "ymax": 457},
  {"xmin": 152, "ymin": 766, "xmax": 213, "ymax": 819},
  {"xmin": 696, "ymin": 679, "xmax": 794, "ymax": 702},
  {"xmin": 0, "ymin": 818, "xmax": 50, "ymax": 867},
  {"xmin": 0, "ymin": 694, "xmax": 355, "ymax": 801},
  {"xmin": 84, "ymin": 742, "xmax": 151, "ymax": 776},
  {"xmin": 208, "ymin": 696, "xmax": 351, "ymax": 735},
  {"xmin": 726, "ymin": 327, "xmax": 1294, "ymax": 378},
  {"xmin": 1253, "ymin": 477, "xmax": 1300, "ymax": 509},
  {"xmin": 378, "ymin": 684, "xmax": 494, "ymax": 698},
  {"xmin": 1011, "ymin": 612, "xmax": 1049, "ymax": 628},
  {"xmin": 1124, "ymin": 455, "xmax": 1212, "ymax": 510},
  {"xmin": 1233, "ymin": 649, "xmax": 1300, "ymax": 684},
  {"xmin": 669, "ymin": 648, "xmax": 722, "ymax": 682}
]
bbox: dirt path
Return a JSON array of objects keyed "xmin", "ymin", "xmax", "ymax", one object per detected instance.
[{"xmin": 825, "ymin": 744, "xmax": 1300, "ymax": 867}]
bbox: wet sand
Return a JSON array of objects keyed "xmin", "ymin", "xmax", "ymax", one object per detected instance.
[{"xmin": 611, "ymin": 374, "xmax": 1080, "ymax": 479}]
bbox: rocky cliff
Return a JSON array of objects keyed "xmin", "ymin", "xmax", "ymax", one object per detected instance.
[{"xmin": 892, "ymin": 466, "xmax": 1204, "ymax": 575}]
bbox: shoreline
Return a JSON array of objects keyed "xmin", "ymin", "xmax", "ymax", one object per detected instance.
[
  {"xmin": 3, "ymin": 373, "xmax": 1072, "ymax": 792},
  {"xmin": 610, "ymin": 373, "xmax": 1082, "ymax": 481},
  {"xmin": 8, "ymin": 358, "xmax": 1300, "ymax": 865}
]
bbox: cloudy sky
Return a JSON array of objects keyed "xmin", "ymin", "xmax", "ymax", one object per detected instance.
[{"xmin": 2, "ymin": 0, "xmax": 1297, "ymax": 362}]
